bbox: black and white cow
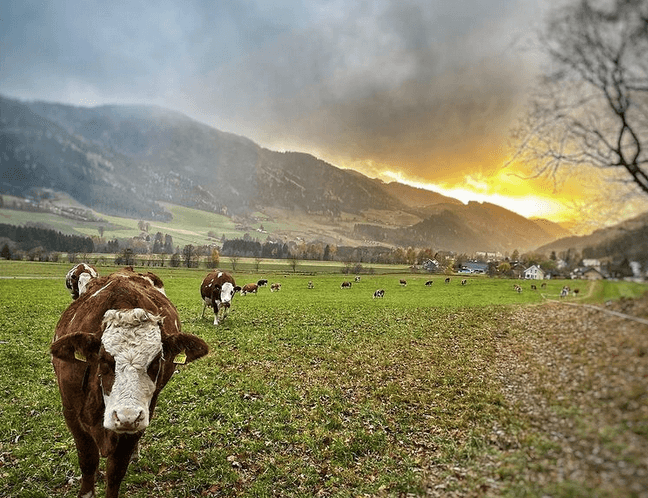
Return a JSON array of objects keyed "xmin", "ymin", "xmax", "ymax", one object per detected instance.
[
  {"xmin": 425, "ymin": 280, "xmax": 434, "ymax": 286},
  {"xmin": 200, "ymin": 270, "xmax": 241, "ymax": 325},
  {"xmin": 341, "ymin": 281, "xmax": 352, "ymax": 289},
  {"xmin": 373, "ymin": 289, "xmax": 385, "ymax": 299}
]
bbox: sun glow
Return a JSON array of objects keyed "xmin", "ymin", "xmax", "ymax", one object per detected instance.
[{"xmin": 379, "ymin": 170, "xmax": 573, "ymax": 222}]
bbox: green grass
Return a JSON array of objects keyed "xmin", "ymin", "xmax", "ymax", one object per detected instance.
[
  {"xmin": 0, "ymin": 202, "xmax": 241, "ymax": 247},
  {"xmin": 0, "ymin": 262, "xmax": 646, "ymax": 497}
]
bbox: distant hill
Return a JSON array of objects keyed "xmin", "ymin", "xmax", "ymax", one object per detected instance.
[
  {"xmin": 536, "ymin": 211, "xmax": 648, "ymax": 264},
  {"xmin": 530, "ymin": 218, "xmax": 572, "ymax": 241},
  {"xmin": 376, "ymin": 182, "xmax": 463, "ymax": 208},
  {"xmin": 0, "ymin": 95, "xmax": 570, "ymax": 253}
]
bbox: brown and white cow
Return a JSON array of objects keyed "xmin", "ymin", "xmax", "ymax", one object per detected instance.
[
  {"xmin": 241, "ymin": 283, "xmax": 259, "ymax": 295},
  {"xmin": 50, "ymin": 267, "xmax": 208, "ymax": 498},
  {"xmin": 399, "ymin": 279, "xmax": 407, "ymax": 286},
  {"xmin": 270, "ymin": 283, "xmax": 282, "ymax": 292},
  {"xmin": 65, "ymin": 263, "xmax": 99, "ymax": 299},
  {"xmin": 200, "ymin": 270, "xmax": 241, "ymax": 325},
  {"xmin": 341, "ymin": 281, "xmax": 352, "ymax": 289}
]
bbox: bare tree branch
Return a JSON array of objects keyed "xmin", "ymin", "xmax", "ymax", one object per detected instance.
[{"xmin": 510, "ymin": 0, "xmax": 648, "ymax": 196}]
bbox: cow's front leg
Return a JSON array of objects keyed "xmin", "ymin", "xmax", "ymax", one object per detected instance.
[
  {"xmin": 213, "ymin": 303, "xmax": 220, "ymax": 325},
  {"xmin": 61, "ymin": 408, "xmax": 99, "ymax": 498},
  {"xmin": 105, "ymin": 433, "xmax": 141, "ymax": 498}
]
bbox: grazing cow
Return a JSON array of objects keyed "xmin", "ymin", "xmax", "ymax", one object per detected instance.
[
  {"xmin": 425, "ymin": 280, "xmax": 433, "ymax": 286},
  {"xmin": 573, "ymin": 288, "xmax": 580, "ymax": 296},
  {"xmin": 560, "ymin": 285, "xmax": 570, "ymax": 298},
  {"xmin": 373, "ymin": 289, "xmax": 385, "ymax": 299},
  {"xmin": 530, "ymin": 284, "xmax": 537, "ymax": 290},
  {"xmin": 399, "ymin": 279, "xmax": 407, "ymax": 286},
  {"xmin": 65, "ymin": 263, "xmax": 99, "ymax": 299},
  {"xmin": 257, "ymin": 279, "xmax": 268, "ymax": 287},
  {"xmin": 270, "ymin": 283, "xmax": 282, "ymax": 292},
  {"xmin": 341, "ymin": 281, "xmax": 352, "ymax": 289},
  {"xmin": 541, "ymin": 282, "xmax": 547, "ymax": 288},
  {"xmin": 514, "ymin": 284, "xmax": 522, "ymax": 293},
  {"xmin": 50, "ymin": 268, "xmax": 208, "ymax": 498},
  {"xmin": 461, "ymin": 279, "xmax": 467, "ymax": 286},
  {"xmin": 308, "ymin": 281, "xmax": 314, "ymax": 289},
  {"xmin": 354, "ymin": 276, "xmax": 361, "ymax": 282},
  {"xmin": 241, "ymin": 283, "xmax": 259, "ymax": 295},
  {"xmin": 445, "ymin": 277, "xmax": 451, "ymax": 284},
  {"xmin": 200, "ymin": 271, "xmax": 241, "ymax": 325}
]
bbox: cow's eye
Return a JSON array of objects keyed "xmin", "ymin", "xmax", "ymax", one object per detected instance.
[
  {"xmin": 99, "ymin": 356, "xmax": 115, "ymax": 376},
  {"xmin": 147, "ymin": 354, "xmax": 162, "ymax": 381}
]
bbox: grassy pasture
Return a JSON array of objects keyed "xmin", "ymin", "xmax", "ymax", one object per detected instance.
[{"xmin": 0, "ymin": 263, "xmax": 646, "ymax": 497}]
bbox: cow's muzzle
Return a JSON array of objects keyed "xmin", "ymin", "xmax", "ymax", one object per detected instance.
[{"xmin": 109, "ymin": 408, "xmax": 147, "ymax": 433}]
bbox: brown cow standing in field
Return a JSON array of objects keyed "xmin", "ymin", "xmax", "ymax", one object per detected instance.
[
  {"xmin": 241, "ymin": 283, "xmax": 259, "ymax": 295},
  {"xmin": 200, "ymin": 270, "xmax": 241, "ymax": 325},
  {"xmin": 65, "ymin": 263, "xmax": 99, "ymax": 299},
  {"xmin": 51, "ymin": 267, "xmax": 208, "ymax": 498}
]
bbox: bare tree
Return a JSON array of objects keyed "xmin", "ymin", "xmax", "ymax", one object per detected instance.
[{"xmin": 511, "ymin": 0, "xmax": 648, "ymax": 196}]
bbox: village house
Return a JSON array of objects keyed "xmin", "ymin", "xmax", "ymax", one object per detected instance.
[{"xmin": 524, "ymin": 264, "xmax": 545, "ymax": 280}]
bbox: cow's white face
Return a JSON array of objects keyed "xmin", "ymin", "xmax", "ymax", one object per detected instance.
[
  {"xmin": 100, "ymin": 309, "xmax": 163, "ymax": 433},
  {"xmin": 219, "ymin": 282, "xmax": 236, "ymax": 307},
  {"xmin": 66, "ymin": 263, "xmax": 98, "ymax": 299}
]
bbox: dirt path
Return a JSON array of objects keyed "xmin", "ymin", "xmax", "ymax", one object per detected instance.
[{"xmin": 492, "ymin": 296, "xmax": 648, "ymax": 497}]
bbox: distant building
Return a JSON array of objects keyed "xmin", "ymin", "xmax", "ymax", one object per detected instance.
[
  {"xmin": 462, "ymin": 261, "xmax": 488, "ymax": 274},
  {"xmin": 422, "ymin": 258, "xmax": 440, "ymax": 272},
  {"xmin": 582, "ymin": 258, "xmax": 601, "ymax": 269},
  {"xmin": 583, "ymin": 267, "xmax": 605, "ymax": 280},
  {"xmin": 524, "ymin": 265, "xmax": 545, "ymax": 280},
  {"xmin": 511, "ymin": 262, "xmax": 527, "ymax": 279}
]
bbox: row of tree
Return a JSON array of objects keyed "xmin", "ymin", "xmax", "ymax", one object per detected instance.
[{"xmin": 0, "ymin": 224, "xmax": 94, "ymax": 253}]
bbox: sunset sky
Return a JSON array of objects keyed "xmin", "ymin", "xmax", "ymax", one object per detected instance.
[{"xmin": 2, "ymin": 0, "xmax": 646, "ymax": 232}]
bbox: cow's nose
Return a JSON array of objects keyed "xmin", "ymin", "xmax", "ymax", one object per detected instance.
[
  {"xmin": 112, "ymin": 409, "xmax": 146, "ymax": 432},
  {"xmin": 221, "ymin": 302, "xmax": 230, "ymax": 308}
]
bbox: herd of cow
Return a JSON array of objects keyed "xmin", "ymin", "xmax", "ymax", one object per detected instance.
[{"xmin": 51, "ymin": 263, "xmax": 481, "ymax": 497}]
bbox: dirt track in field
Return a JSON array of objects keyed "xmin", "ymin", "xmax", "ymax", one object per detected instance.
[{"xmin": 489, "ymin": 294, "xmax": 648, "ymax": 497}]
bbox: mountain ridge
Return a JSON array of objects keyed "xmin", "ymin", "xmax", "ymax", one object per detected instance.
[{"xmin": 1, "ymin": 94, "xmax": 568, "ymax": 253}]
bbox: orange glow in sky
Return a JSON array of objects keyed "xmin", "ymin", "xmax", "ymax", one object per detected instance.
[{"xmin": 379, "ymin": 169, "xmax": 571, "ymax": 221}]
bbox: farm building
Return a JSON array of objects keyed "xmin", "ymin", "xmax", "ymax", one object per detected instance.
[
  {"xmin": 571, "ymin": 266, "xmax": 605, "ymax": 280},
  {"xmin": 524, "ymin": 265, "xmax": 545, "ymax": 280}
]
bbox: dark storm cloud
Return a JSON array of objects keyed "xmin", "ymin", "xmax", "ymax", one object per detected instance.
[{"xmin": 1, "ymin": 0, "xmax": 545, "ymax": 184}]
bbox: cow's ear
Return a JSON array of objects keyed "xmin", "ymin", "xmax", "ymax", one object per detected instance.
[
  {"xmin": 51, "ymin": 333, "xmax": 101, "ymax": 363},
  {"xmin": 164, "ymin": 333, "xmax": 209, "ymax": 364},
  {"xmin": 234, "ymin": 286, "xmax": 242, "ymax": 293}
]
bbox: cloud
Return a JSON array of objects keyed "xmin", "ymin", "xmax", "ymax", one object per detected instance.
[
  {"xmin": 8, "ymin": 0, "xmax": 599, "ymax": 222},
  {"xmin": 185, "ymin": 0, "xmax": 544, "ymax": 186}
]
